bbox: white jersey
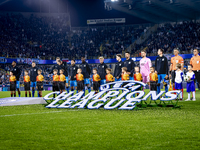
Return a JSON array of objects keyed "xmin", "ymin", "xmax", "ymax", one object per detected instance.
[{"xmin": 175, "ymin": 70, "xmax": 183, "ymax": 83}]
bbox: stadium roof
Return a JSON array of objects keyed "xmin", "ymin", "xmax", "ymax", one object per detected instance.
[{"xmin": 104, "ymin": 0, "xmax": 200, "ymax": 23}]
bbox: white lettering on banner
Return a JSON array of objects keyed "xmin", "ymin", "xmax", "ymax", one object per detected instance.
[
  {"xmin": 46, "ymin": 92, "xmax": 73, "ymax": 108},
  {"xmin": 87, "ymin": 18, "xmax": 125, "ymax": 25},
  {"xmin": 104, "ymin": 99, "xmax": 126, "ymax": 110},
  {"xmin": 118, "ymin": 100, "xmax": 138, "ymax": 110},
  {"xmin": 44, "ymin": 81, "xmax": 180, "ymax": 110},
  {"xmin": 142, "ymin": 91, "xmax": 165, "ymax": 101}
]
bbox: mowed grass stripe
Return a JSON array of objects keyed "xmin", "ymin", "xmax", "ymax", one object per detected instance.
[
  {"xmin": 0, "ymin": 110, "xmax": 83, "ymax": 117},
  {"xmin": 0, "ymin": 107, "xmax": 200, "ymax": 150},
  {"xmin": 0, "ymin": 90, "xmax": 200, "ymax": 149}
]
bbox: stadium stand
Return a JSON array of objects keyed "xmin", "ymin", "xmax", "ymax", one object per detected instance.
[
  {"xmin": 0, "ymin": 13, "xmax": 70, "ymax": 60},
  {"xmin": 0, "ymin": 13, "xmax": 199, "ymax": 90},
  {"xmin": 0, "ymin": 13, "xmax": 147, "ymax": 60},
  {"xmin": 134, "ymin": 21, "xmax": 200, "ymax": 56},
  {"xmin": 70, "ymin": 25, "xmax": 147, "ymax": 59}
]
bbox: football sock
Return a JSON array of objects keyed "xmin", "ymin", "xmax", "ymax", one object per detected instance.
[
  {"xmin": 88, "ymin": 87, "xmax": 91, "ymax": 93},
  {"xmin": 18, "ymin": 89, "xmax": 21, "ymax": 97},
  {"xmin": 83, "ymin": 88, "xmax": 85, "ymax": 95},
  {"xmin": 182, "ymin": 89, "xmax": 183, "ymax": 98},
  {"xmin": 180, "ymin": 91, "xmax": 182, "ymax": 99},
  {"xmin": 40, "ymin": 92, "xmax": 42, "ymax": 97},
  {"xmin": 157, "ymin": 85, "xmax": 160, "ymax": 94},
  {"xmin": 192, "ymin": 91, "xmax": 196, "ymax": 99},
  {"xmin": 71, "ymin": 89, "xmax": 74, "ymax": 96},
  {"xmin": 32, "ymin": 90, "xmax": 35, "ymax": 97},
  {"xmin": 165, "ymin": 85, "xmax": 168, "ymax": 93},
  {"xmin": 29, "ymin": 92, "xmax": 31, "ymax": 97},
  {"xmin": 188, "ymin": 93, "xmax": 190, "ymax": 99},
  {"xmin": 66, "ymin": 87, "xmax": 69, "ymax": 93}
]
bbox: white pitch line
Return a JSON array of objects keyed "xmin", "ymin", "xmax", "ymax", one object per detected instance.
[{"xmin": 0, "ymin": 110, "xmax": 80, "ymax": 117}]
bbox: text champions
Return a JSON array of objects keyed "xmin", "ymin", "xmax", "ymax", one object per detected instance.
[{"xmin": 44, "ymin": 81, "xmax": 181, "ymax": 110}]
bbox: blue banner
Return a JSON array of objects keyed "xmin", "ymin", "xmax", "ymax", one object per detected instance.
[{"xmin": 0, "ymin": 54, "xmax": 195, "ymax": 65}]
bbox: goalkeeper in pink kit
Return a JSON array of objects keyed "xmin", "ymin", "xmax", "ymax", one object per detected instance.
[{"xmin": 139, "ymin": 50, "xmax": 152, "ymax": 84}]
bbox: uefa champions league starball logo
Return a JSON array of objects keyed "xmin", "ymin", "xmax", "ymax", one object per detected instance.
[{"xmin": 44, "ymin": 81, "xmax": 181, "ymax": 110}]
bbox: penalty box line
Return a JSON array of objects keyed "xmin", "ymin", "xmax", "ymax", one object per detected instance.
[{"xmin": 0, "ymin": 110, "xmax": 81, "ymax": 118}]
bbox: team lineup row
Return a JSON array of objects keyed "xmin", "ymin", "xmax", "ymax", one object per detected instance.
[{"xmin": 8, "ymin": 48, "xmax": 200, "ymax": 100}]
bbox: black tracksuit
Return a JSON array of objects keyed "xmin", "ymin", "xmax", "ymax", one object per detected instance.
[
  {"xmin": 155, "ymin": 56, "xmax": 169, "ymax": 75},
  {"xmin": 10, "ymin": 66, "xmax": 21, "ymax": 81},
  {"xmin": 114, "ymin": 61, "xmax": 124, "ymax": 78},
  {"xmin": 59, "ymin": 61, "xmax": 68, "ymax": 76},
  {"xmin": 50, "ymin": 62, "xmax": 68, "ymax": 76},
  {"xmin": 50, "ymin": 64, "xmax": 60, "ymax": 74},
  {"xmin": 30, "ymin": 67, "xmax": 38, "ymax": 82},
  {"xmin": 97, "ymin": 62, "xmax": 108, "ymax": 80},
  {"xmin": 123, "ymin": 59, "xmax": 135, "ymax": 77},
  {"xmin": 79, "ymin": 61, "xmax": 91, "ymax": 78},
  {"xmin": 69, "ymin": 65, "xmax": 78, "ymax": 80}
]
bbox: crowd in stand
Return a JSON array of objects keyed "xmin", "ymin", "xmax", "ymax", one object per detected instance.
[
  {"xmin": 69, "ymin": 26, "xmax": 145, "ymax": 59},
  {"xmin": 0, "ymin": 13, "xmax": 70, "ymax": 60},
  {"xmin": 134, "ymin": 21, "xmax": 200, "ymax": 56},
  {"xmin": 0, "ymin": 13, "xmax": 146, "ymax": 60},
  {"xmin": 1, "ymin": 13, "xmax": 200, "ymax": 60},
  {"xmin": 1, "ymin": 13, "xmax": 200, "ymax": 87}
]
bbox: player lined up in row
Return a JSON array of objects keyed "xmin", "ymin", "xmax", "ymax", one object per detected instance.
[{"xmin": 9, "ymin": 48, "xmax": 200, "ymax": 101}]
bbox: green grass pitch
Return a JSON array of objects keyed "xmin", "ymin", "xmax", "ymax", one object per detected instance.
[{"xmin": 0, "ymin": 90, "xmax": 200, "ymax": 150}]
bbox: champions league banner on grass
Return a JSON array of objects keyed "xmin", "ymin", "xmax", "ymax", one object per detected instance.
[{"xmin": 44, "ymin": 81, "xmax": 181, "ymax": 110}]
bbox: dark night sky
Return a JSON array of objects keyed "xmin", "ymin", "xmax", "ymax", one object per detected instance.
[{"xmin": 0, "ymin": 0, "xmax": 149, "ymax": 26}]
